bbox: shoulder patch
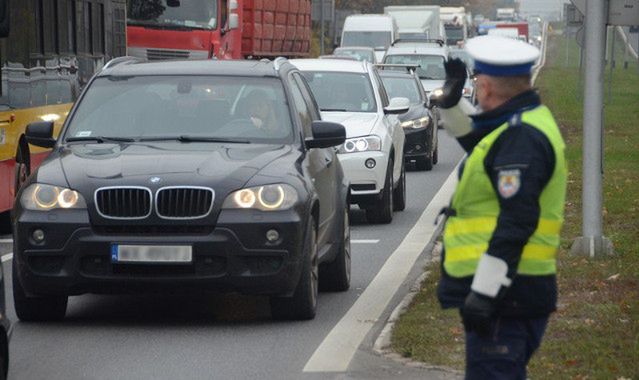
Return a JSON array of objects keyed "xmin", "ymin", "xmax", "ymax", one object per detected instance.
[{"xmin": 497, "ymin": 169, "xmax": 521, "ymax": 199}]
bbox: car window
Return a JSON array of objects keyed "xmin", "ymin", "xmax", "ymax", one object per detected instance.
[
  {"xmin": 381, "ymin": 76, "xmax": 422, "ymax": 105},
  {"xmin": 384, "ymin": 54, "xmax": 447, "ymax": 80},
  {"xmin": 292, "ymin": 73, "xmax": 321, "ymax": 122},
  {"xmin": 287, "ymin": 74, "xmax": 313, "ymax": 137},
  {"xmin": 301, "ymin": 71, "xmax": 377, "ymax": 113},
  {"xmin": 333, "ymin": 48, "xmax": 374, "ymax": 63},
  {"xmin": 342, "ymin": 31, "xmax": 391, "ymax": 50},
  {"xmin": 64, "ymin": 75, "xmax": 294, "ymax": 143}
]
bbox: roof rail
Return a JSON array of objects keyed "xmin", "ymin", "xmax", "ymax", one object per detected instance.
[
  {"xmin": 393, "ymin": 38, "xmax": 445, "ymax": 47},
  {"xmin": 102, "ymin": 56, "xmax": 144, "ymax": 71},
  {"xmin": 374, "ymin": 64, "xmax": 420, "ymax": 74},
  {"xmin": 273, "ymin": 56, "xmax": 288, "ymax": 71}
]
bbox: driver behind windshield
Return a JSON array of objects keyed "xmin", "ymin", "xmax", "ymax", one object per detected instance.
[{"xmin": 245, "ymin": 90, "xmax": 280, "ymax": 136}]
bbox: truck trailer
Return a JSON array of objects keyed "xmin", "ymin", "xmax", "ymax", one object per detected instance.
[{"xmin": 127, "ymin": 0, "xmax": 311, "ymax": 60}]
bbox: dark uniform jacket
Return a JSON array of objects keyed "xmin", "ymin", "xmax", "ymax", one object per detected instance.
[{"xmin": 437, "ymin": 89, "xmax": 558, "ymax": 318}]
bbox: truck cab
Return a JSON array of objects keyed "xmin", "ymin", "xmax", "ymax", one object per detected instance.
[{"xmin": 127, "ymin": 0, "xmax": 241, "ymax": 60}]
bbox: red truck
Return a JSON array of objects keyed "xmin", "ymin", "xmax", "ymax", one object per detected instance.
[
  {"xmin": 495, "ymin": 22, "xmax": 529, "ymax": 43},
  {"xmin": 126, "ymin": 0, "xmax": 311, "ymax": 60}
]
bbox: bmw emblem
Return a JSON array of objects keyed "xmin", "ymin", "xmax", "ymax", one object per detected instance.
[{"xmin": 149, "ymin": 177, "xmax": 161, "ymax": 184}]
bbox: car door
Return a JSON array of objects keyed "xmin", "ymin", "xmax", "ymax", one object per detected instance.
[{"xmin": 288, "ymin": 73, "xmax": 335, "ymax": 246}]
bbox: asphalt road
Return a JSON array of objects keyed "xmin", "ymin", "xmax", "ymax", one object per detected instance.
[{"xmin": 0, "ymin": 131, "xmax": 464, "ymax": 380}]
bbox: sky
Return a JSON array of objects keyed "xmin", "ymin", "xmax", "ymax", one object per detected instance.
[{"xmin": 518, "ymin": 0, "xmax": 568, "ymax": 20}]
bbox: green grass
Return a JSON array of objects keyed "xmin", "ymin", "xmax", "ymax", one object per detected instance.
[{"xmin": 390, "ymin": 33, "xmax": 639, "ymax": 379}]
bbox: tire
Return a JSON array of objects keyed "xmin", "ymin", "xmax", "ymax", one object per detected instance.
[
  {"xmin": 319, "ymin": 204, "xmax": 351, "ymax": 292},
  {"xmin": 415, "ymin": 155, "xmax": 433, "ymax": 171},
  {"xmin": 13, "ymin": 260, "xmax": 68, "ymax": 322},
  {"xmin": 393, "ymin": 162, "xmax": 406, "ymax": 211},
  {"xmin": 365, "ymin": 159, "xmax": 394, "ymax": 224},
  {"xmin": 270, "ymin": 218, "xmax": 318, "ymax": 320},
  {"xmin": 14, "ymin": 144, "xmax": 30, "ymax": 197},
  {"xmin": 433, "ymin": 145, "xmax": 439, "ymax": 165}
]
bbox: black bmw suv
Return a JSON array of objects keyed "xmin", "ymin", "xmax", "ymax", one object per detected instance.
[{"xmin": 13, "ymin": 58, "xmax": 351, "ymax": 321}]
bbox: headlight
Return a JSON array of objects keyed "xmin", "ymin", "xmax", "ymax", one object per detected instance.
[
  {"xmin": 339, "ymin": 135, "xmax": 382, "ymax": 153},
  {"xmin": 400, "ymin": 116, "xmax": 431, "ymax": 129},
  {"xmin": 20, "ymin": 184, "xmax": 87, "ymax": 211},
  {"xmin": 222, "ymin": 184, "xmax": 298, "ymax": 211}
]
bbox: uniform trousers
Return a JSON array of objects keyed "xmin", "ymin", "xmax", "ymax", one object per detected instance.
[{"xmin": 464, "ymin": 316, "xmax": 549, "ymax": 380}]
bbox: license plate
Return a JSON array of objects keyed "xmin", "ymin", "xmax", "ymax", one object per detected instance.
[{"xmin": 111, "ymin": 244, "xmax": 192, "ymax": 264}]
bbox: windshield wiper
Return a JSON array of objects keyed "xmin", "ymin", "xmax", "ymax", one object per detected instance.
[
  {"xmin": 140, "ymin": 135, "xmax": 250, "ymax": 144},
  {"xmin": 65, "ymin": 136, "xmax": 137, "ymax": 143},
  {"xmin": 321, "ymin": 108, "xmax": 348, "ymax": 112}
]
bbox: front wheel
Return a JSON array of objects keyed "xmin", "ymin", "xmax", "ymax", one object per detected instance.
[
  {"xmin": 270, "ymin": 218, "xmax": 318, "ymax": 320},
  {"xmin": 319, "ymin": 204, "xmax": 351, "ymax": 292},
  {"xmin": 13, "ymin": 260, "xmax": 68, "ymax": 322},
  {"xmin": 393, "ymin": 162, "xmax": 406, "ymax": 211},
  {"xmin": 366, "ymin": 159, "xmax": 394, "ymax": 224}
]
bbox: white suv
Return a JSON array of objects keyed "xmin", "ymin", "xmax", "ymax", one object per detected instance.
[{"xmin": 291, "ymin": 59, "xmax": 408, "ymax": 224}]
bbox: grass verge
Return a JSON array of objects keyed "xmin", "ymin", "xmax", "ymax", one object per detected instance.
[{"xmin": 390, "ymin": 32, "xmax": 639, "ymax": 379}]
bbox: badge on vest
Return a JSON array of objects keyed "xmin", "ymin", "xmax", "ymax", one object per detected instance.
[{"xmin": 498, "ymin": 169, "xmax": 521, "ymax": 199}]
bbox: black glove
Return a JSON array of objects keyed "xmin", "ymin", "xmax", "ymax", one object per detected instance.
[
  {"xmin": 461, "ymin": 291, "xmax": 496, "ymax": 338},
  {"xmin": 430, "ymin": 58, "xmax": 467, "ymax": 109}
]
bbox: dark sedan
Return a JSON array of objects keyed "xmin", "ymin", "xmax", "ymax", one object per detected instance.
[
  {"xmin": 12, "ymin": 58, "xmax": 351, "ymax": 321},
  {"xmin": 379, "ymin": 69, "xmax": 438, "ymax": 170}
]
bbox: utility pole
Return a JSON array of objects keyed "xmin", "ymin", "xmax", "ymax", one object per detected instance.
[{"xmin": 570, "ymin": 0, "xmax": 614, "ymax": 257}]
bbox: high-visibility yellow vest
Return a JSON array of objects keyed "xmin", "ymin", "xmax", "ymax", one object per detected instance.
[{"xmin": 443, "ymin": 105, "xmax": 567, "ymax": 277}]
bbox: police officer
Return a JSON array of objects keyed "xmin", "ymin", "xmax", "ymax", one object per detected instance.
[{"xmin": 431, "ymin": 35, "xmax": 567, "ymax": 379}]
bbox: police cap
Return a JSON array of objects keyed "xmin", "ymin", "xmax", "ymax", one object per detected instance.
[{"xmin": 465, "ymin": 35, "xmax": 540, "ymax": 76}]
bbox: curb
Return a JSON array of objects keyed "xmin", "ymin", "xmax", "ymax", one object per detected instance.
[{"xmin": 372, "ymin": 240, "xmax": 462, "ymax": 376}]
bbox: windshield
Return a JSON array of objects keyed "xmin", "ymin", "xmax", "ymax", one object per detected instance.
[
  {"xmin": 301, "ymin": 71, "xmax": 377, "ymax": 113},
  {"xmin": 64, "ymin": 76, "xmax": 294, "ymax": 144},
  {"xmin": 384, "ymin": 55, "xmax": 446, "ymax": 80},
  {"xmin": 333, "ymin": 48, "xmax": 375, "ymax": 62},
  {"xmin": 398, "ymin": 33, "xmax": 429, "ymax": 40},
  {"xmin": 127, "ymin": 0, "xmax": 217, "ymax": 30},
  {"xmin": 381, "ymin": 77, "xmax": 421, "ymax": 105},
  {"xmin": 342, "ymin": 31, "xmax": 392, "ymax": 50},
  {"xmin": 445, "ymin": 26, "xmax": 464, "ymax": 44}
]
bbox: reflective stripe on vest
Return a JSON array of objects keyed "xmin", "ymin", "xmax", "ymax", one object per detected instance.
[{"xmin": 443, "ymin": 105, "xmax": 567, "ymax": 277}]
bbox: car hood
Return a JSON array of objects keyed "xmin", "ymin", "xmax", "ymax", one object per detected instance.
[
  {"xmin": 55, "ymin": 142, "xmax": 290, "ymax": 187},
  {"xmin": 320, "ymin": 112, "xmax": 379, "ymax": 138},
  {"xmin": 420, "ymin": 79, "xmax": 446, "ymax": 94}
]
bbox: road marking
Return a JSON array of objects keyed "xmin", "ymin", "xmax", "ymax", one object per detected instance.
[
  {"xmin": 0, "ymin": 238, "xmax": 12, "ymax": 243},
  {"xmin": 351, "ymin": 239, "xmax": 379, "ymax": 244},
  {"xmin": 303, "ymin": 165, "xmax": 460, "ymax": 372},
  {"xmin": 1, "ymin": 253, "xmax": 13, "ymax": 262}
]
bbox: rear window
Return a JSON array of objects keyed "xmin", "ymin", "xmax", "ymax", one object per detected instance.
[{"xmin": 384, "ymin": 55, "xmax": 446, "ymax": 80}]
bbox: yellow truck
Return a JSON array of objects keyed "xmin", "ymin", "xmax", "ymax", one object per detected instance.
[{"xmin": 0, "ymin": 0, "xmax": 126, "ymax": 226}]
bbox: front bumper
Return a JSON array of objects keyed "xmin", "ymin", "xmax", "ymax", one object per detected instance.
[
  {"xmin": 337, "ymin": 151, "xmax": 388, "ymax": 202},
  {"xmin": 13, "ymin": 208, "xmax": 307, "ymax": 297}
]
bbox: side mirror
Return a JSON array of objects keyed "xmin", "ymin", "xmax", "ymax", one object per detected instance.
[
  {"xmin": 228, "ymin": 14, "xmax": 239, "ymax": 30},
  {"xmin": 229, "ymin": 0, "xmax": 238, "ymax": 11},
  {"xmin": 384, "ymin": 97, "xmax": 410, "ymax": 115},
  {"xmin": 305, "ymin": 121, "xmax": 346, "ymax": 149},
  {"xmin": 26, "ymin": 121, "xmax": 56, "ymax": 148}
]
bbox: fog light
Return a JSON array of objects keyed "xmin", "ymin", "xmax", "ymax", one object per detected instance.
[
  {"xmin": 32, "ymin": 229, "xmax": 45, "ymax": 243},
  {"xmin": 365, "ymin": 158, "xmax": 376, "ymax": 169},
  {"xmin": 266, "ymin": 229, "xmax": 280, "ymax": 242}
]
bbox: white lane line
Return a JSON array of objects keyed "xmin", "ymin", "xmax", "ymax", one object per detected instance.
[
  {"xmin": 303, "ymin": 165, "xmax": 460, "ymax": 373},
  {"xmin": 351, "ymin": 239, "xmax": 379, "ymax": 244},
  {"xmin": 1, "ymin": 253, "xmax": 13, "ymax": 262},
  {"xmin": 0, "ymin": 239, "xmax": 12, "ymax": 243}
]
